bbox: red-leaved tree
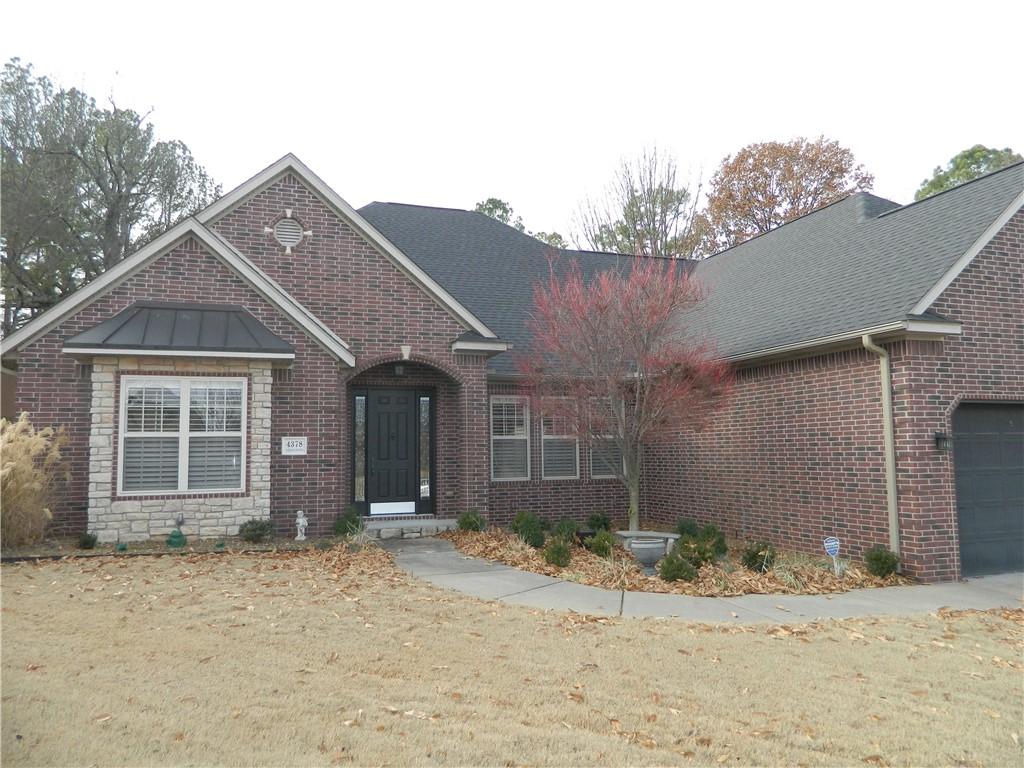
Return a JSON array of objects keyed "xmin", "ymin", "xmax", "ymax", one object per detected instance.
[{"xmin": 520, "ymin": 257, "xmax": 732, "ymax": 531}]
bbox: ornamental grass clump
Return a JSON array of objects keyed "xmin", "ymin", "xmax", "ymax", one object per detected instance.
[
  {"xmin": 584, "ymin": 529, "xmax": 616, "ymax": 558},
  {"xmin": 553, "ymin": 518, "xmax": 579, "ymax": 540},
  {"xmin": 457, "ymin": 511, "xmax": 486, "ymax": 532},
  {"xmin": 334, "ymin": 506, "xmax": 364, "ymax": 536},
  {"xmin": 0, "ymin": 414, "xmax": 68, "ymax": 547},
  {"xmin": 741, "ymin": 541, "xmax": 776, "ymax": 572},
  {"xmin": 511, "ymin": 511, "xmax": 545, "ymax": 549}
]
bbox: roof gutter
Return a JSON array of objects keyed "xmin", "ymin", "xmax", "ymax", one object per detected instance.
[{"xmin": 861, "ymin": 334, "xmax": 900, "ymax": 556}]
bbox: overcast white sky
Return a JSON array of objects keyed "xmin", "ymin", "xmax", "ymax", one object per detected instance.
[{"xmin": 4, "ymin": 0, "xmax": 1022, "ymax": 239}]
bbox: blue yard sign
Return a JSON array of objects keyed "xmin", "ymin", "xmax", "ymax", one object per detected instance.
[{"xmin": 823, "ymin": 536, "xmax": 841, "ymax": 575}]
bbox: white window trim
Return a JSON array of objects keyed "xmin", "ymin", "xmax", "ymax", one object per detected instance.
[
  {"xmin": 541, "ymin": 400, "xmax": 579, "ymax": 480},
  {"xmin": 589, "ymin": 439, "xmax": 624, "ymax": 480},
  {"xmin": 490, "ymin": 395, "xmax": 530, "ymax": 482},
  {"xmin": 589, "ymin": 397, "xmax": 624, "ymax": 480},
  {"xmin": 117, "ymin": 375, "xmax": 248, "ymax": 496}
]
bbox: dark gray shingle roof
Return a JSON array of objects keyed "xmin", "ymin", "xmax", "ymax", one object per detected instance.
[
  {"xmin": 64, "ymin": 302, "xmax": 294, "ymax": 356},
  {"xmin": 359, "ymin": 162, "xmax": 1022, "ymax": 371}
]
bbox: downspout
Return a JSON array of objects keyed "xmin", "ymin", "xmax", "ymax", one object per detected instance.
[{"xmin": 861, "ymin": 335, "xmax": 900, "ymax": 555}]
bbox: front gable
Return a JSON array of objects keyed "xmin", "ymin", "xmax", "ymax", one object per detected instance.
[{"xmin": 200, "ymin": 155, "xmax": 498, "ymax": 354}]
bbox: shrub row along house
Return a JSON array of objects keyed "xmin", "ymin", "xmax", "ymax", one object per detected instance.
[{"xmin": 1, "ymin": 156, "xmax": 1020, "ymax": 581}]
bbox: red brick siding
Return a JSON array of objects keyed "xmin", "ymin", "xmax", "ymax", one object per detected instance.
[
  {"xmin": 15, "ymin": 237, "xmax": 340, "ymax": 536},
  {"xmin": 641, "ymin": 210, "xmax": 1023, "ymax": 581},
  {"xmin": 642, "ymin": 349, "xmax": 891, "ymax": 558},
  {"xmin": 211, "ymin": 174, "xmax": 492, "ymax": 522},
  {"xmin": 889, "ymin": 209, "xmax": 1024, "ymax": 580},
  {"xmin": 486, "ymin": 381, "xmax": 629, "ymax": 528}
]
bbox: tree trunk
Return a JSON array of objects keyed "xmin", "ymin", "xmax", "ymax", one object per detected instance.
[{"xmin": 627, "ymin": 476, "xmax": 640, "ymax": 531}]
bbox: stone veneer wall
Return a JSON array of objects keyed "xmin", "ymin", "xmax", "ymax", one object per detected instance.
[{"xmin": 88, "ymin": 356, "xmax": 272, "ymax": 542}]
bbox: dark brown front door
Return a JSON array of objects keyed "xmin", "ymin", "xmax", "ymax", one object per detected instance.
[{"xmin": 367, "ymin": 390, "xmax": 417, "ymax": 506}]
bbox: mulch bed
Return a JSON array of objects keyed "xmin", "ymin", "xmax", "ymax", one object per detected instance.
[{"xmin": 439, "ymin": 529, "xmax": 911, "ymax": 597}]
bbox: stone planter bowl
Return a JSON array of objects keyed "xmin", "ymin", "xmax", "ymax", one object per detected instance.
[{"xmin": 627, "ymin": 537, "xmax": 667, "ymax": 567}]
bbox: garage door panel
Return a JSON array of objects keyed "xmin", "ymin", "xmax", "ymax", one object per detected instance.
[{"xmin": 953, "ymin": 403, "xmax": 1024, "ymax": 577}]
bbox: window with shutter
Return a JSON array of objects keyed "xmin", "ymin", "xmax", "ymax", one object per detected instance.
[
  {"xmin": 490, "ymin": 396, "xmax": 530, "ymax": 480},
  {"xmin": 119, "ymin": 376, "xmax": 247, "ymax": 494},
  {"xmin": 590, "ymin": 397, "xmax": 624, "ymax": 479},
  {"xmin": 541, "ymin": 406, "xmax": 578, "ymax": 480}
]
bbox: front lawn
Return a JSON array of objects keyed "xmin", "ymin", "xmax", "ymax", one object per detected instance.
[{"xmin": 2, "ymin": 546, "xmax": 1020, "ymax": 767}]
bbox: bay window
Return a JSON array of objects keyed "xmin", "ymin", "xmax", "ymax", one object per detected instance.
[{"xmin": 119, "ymin": 376, "xmax": 247, "ymax": 494}]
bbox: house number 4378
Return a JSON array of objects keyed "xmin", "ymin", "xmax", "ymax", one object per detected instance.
[{"xmin": 282, "ymin": 437, "xmax": 308, "ymax": 456}]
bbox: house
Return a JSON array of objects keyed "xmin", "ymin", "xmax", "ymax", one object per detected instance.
[{"xmin": 1, "ymin": 155, "xmax": 1020, "ymax": 581}]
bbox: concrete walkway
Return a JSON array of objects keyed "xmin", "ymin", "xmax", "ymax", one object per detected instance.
[{"xmin": 382, "ymin": 537, "xmax": 1023, "ymax": 624}]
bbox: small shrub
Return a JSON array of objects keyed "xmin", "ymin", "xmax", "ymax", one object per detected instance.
[
  {"xmin": 78, "ymin": 532, "xmax": 98, "ymax": 550},
  {"xmin": 700, "ymin": 523, "xmax": 728, "ymax": 557},
  {"xmin": 511, "ymin": 511, "xmax": 545, "ymax": 548},
  {"xmin": 587, "ymin": 513, "xmax": 612, "ymax": 532},
  {"xmin": 672, "ymin": 534, "xmax": 717, "ymax": 568},
  {"xmin": 584, "ymin": 529, "xmax": 617, "ymax": 558},
  {"xmin": 239, "ymin": 519, "xmax": 272, "ymax": 543},
  {"xmin": 741, "ymin": 541, "xmax": 776, "ymax": 572},
  {"xmin": 333, "ymin": 506, "xmax": 363, "ymax": 536},
  {"xmin": 675, "ymin": 518, "xmax": 700, "ymax": 538},
  {"xmin": 0, "ymin": 414, "xmax": 68, "ymax": 547},
  {"xmin": 553, "ymin": 518, "xmax": 579, "ymax": 540},
  {"xmin": 457, "ymin": 510, "xmax": 486, "ymax": 532},
  {"xmin": 864, "ymin": 546, "xmax": 899, "ymax": 577},
  {"xmin": 659, "ymin": 548, "xmax": 698, "ymax": 582},
  {"xmin": 543, "ymin": 537, "xmax": 571, "ymax": 567}
]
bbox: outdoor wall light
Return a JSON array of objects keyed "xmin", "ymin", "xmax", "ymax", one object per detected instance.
[
  {"xmin": 394, "ymin": 364, "xmax": 405, "ymax": 376},
  {"xmin": 934, "ymin": 432, "xmax": 952, "ymax": 452}
]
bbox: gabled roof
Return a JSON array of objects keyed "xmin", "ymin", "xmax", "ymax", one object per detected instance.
[
  {"xmin": 361, "ymin": 161, "xmax": 1023, "ymax": 368},
  {"xmin": 197, "ymin": 154, "xmax": 499, "ymax": 340},
  {"xmin": 0, "ymin": 219, "xmax": 354, "ymax": 365},
  {"xmin": 685, "ymin": 161, "xmax": 1022, "ymax": 359},
  {"xmin": 63, "ymin": 302, "xmax": 295, "ymax": 359},
  {"xmin": 358, "ymin": 202, "xmax": 639, "ymax": 374}
]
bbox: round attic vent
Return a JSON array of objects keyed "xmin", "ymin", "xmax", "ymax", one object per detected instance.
[{"xmin": 273, "ymin": 218, "xmax": 304, "ymax": 248}]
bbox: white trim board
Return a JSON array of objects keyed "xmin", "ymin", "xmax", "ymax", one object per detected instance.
[
  {"xmin": 196, "ymin": 153, "xmax": 499, "ymax": 340},
  {"xmin": 911, "ymin": 190, "xmax": 1024, "ymax": 315},
  {"xmin": 451, "ymin": 340, "xmax": 510, "ymax": 353},
  {"xmin": 725, "ymin": 318, "xmax": 962, "ymax": 363},
  {"xmin": 1, "ymin": 219, "xmax": 355, "ymax": 367}
]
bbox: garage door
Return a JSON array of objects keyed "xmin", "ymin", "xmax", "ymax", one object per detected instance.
[{"xmin": 953, "ymin": 403, "xmax": 1024, "ymax": 576}]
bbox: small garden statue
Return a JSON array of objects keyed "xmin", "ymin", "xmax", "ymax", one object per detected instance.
[{"xmin": 295, "ymin": 510, "xmax": 308, "ymax": 541}]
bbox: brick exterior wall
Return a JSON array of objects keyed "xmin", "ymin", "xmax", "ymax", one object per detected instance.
[
  {"xmin": 888, "ymin": 209, "xmax": 1024, "ymax": 579},
  {"xmin": 12, "ymin": 237, "xmax": 339, "ymax": 536},
  {"xmin": 486, "ymin": 381, "xmax": 629, "ymax": 528},
  {"xmin": 14, "ymin": 173, "xmax": 494, "ymax": 538},
  {"xmin": 642, "ymin": 211, "xmax": 1023, "ymax": 581},
  {"xmin": 642, "ymin": 348, "xmax": 891, "ymax": 556}
]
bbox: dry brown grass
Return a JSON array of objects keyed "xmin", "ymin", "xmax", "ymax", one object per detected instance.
[
  {"xmin": 0, "ymin": 415, "xmax": 67, "ymax": 546},
  {"xmin": 442, "ymin": 529, "xmax": 909, "ymax": 596},
  {"xmin": 2, "ymin": 547, "xmax": 1022, "ymax": 767}
]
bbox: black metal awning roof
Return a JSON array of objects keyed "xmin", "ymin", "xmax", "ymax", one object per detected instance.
[{"xmin": 63, "ymin": 302, "xmax": 294, "ymax": 358}]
